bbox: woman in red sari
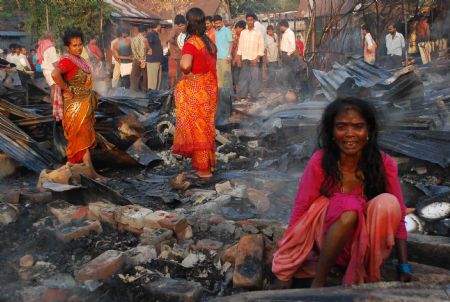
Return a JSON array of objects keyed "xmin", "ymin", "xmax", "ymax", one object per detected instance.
[
  {"xmin": 172, "ymin": 7, "xmax": 218, "ymax": 180},
  {"xmin": 51, "ymin": 28, "xmax": 105, "ymax": 180},
  {"xmin": 271, "ymin": 98, "xmax": 412, "ymax": 288}
]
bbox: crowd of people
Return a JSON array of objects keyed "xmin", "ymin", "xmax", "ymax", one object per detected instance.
[
  {"xmin": 361, "ymin": 15, "xmax": 433, "ymax": 68},
  {"xmin": 106, "ymin": 13, "xmax": 306, "ymax": 125}
]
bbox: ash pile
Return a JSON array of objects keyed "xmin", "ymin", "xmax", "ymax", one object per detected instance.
[{"xmin": 0, "ymin": 59, "xmax": 449, "ymax": 302}]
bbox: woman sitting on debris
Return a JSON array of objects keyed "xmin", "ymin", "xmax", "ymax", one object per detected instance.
[
  {"xmin": 172, "ymin": 7, "xmax": 218, "ymax": 181},
  {"xmin": 271, "ymin": 97, "xmax": 411, "ymax": 288},
  {"xmin": 51, "ymin": 28, "xmax": 106, "ymax": 180}
]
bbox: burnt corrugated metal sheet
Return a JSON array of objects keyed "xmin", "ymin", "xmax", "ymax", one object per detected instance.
[
  {"xmin": 379, "ymin": 130, "xmax": 450, "ymax": 168},
  {"xmin": 0, "ymin": 112, "xmax": 58, "ymax": 172},
  {"xmin": 297, "ymin": 0, "xmax": 358, "ymax": 18},
  {"xmin": 105, "ymin": 0, "xmax": 154, "ymax": 18},
  {"xmin": 312, "ymin": 59, "xmax": 437, "ymax": 129}
]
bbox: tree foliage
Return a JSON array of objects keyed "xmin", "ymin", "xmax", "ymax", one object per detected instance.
[
  {"xmin": 9, "ymin": 0, "xmax": 112, "ymax": 46},
  {"xmin": 229, "ymin": 0, "xmax": 300, "ymax": 17}
]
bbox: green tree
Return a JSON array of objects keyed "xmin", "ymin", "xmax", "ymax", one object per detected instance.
[
  {"xmin": 11, "ymin": 0, "xmax": 112, "ymax": 46},
  {"xmin": 229, "ymin": 0, "xmax": 300, "ymax": 17}
]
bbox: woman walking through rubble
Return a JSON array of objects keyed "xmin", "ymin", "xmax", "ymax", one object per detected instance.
[
  {"xmin": 271, "ymin": 97, "xmax": 412, "ymax": 288},
  {"xmin": 172, "ymin": 7, "xmax": 218, "ymax": 181},
  {"xmin": 51, "ymin": 28, "xmax": 106, "ymax": 180}
]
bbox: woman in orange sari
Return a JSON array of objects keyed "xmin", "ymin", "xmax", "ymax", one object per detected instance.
[
  {"xmin": 172, "ymin": 7, "xmax": 218, "ymax": 180},
  {"xmin": 271, "ymin": 98, "xmax": 412, "ymax": 288},
  {"xmin": 51, "ymin": 28, "xmax": 105, "ymax": 180}
]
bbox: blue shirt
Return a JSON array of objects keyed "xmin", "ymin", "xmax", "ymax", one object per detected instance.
[{"xmin": 215, "ymin": 26, "xmax": 233, "ymax": 60}]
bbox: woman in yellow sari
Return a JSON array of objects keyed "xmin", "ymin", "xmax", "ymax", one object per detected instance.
[
  {"xmin": 172, "ymin": 8, "xmax": 218, "ymax": 180},
  {"xmin": 51, "ymin": 28, "xmax": 105, "ymax": 180}
]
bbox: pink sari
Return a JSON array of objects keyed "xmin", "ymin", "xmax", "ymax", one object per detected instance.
[{"xmin": 271, "ymin": 150, "xmax": 406, "ymax": 285}]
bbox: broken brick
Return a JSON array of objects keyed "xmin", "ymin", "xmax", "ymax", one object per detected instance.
[
  {"xmin": 41, "ymin": 288, "xmax": 68, "ymax": 302},
  {"xmin": 99, "ymin": 205, "xmax": 118, "ymax": 227},
  {"xmin": 142, "ymin": 210, "xmax": 169, "ymax": 229},
  {"xmin": 221, "ymin": 244, "xmax": 238, "ymax": 266},
  {"xmin": 75, "ymin": 250, "xmax": 124, "ymax": 281},
  {"xmin": 55, "ymin": 220, "xmax": 102, "ymax": 242},
  {"xmin": 143, "ymin": 278, "xmax": 203, "ymax": 302},
  {"xmin": 37, "ymin": 165, "xmax": 72, "ymax": 190},
  {"xmin": 177, "ymin": 225, "xmax": 193, "ymax": 241},
  {"xmin": 1, "ymin": 188, "xmax": 21, "ymax": 204},
  {"xmin": 195, "ymin": 239, "xmax": 224, "ymax": 252},
  {"xmin": 19, "ymin": 255, "xmax": 34, "ymax": 268},
  {"xmin": 140, "ymin": 228, "xmax": 174, "ymax": 248},
  {"xmin": 157, "ymin": 212, "xmax": 189, "ymax": 240},
  {"xmin": 124, "ymin": 245, "xmax": 157, "ymax": 265},
  {"xmin": 233, "ymin": 234, "xmax": 264, "ymax": 289},
  {"xmin": 208, "ymin": 215, "xmax": 225, "ymax": 225},
  {"xmin": 20, "ymin": 191, "xmax": 52, "ymax": 203},
  {"xmin": 117, "ymin": 222, "xmax": 143, "ymax": 234},
  {"xmin": 87, "ymin": 201, "xmax": 112, "ymax": 220},
  {"xmin": 115, "ymin": 205, "xmax": 153, "ymax": 229},
  {"xmin": 0, "ymin": 202, "xmax": 18, "ymax": 225},
  {"xmin": 67, "ymin": 163, "xmax": 91, "ymax": 184},
  {"xmin": 48, "ymin": 200, "xmax": 87, "ymax": 224},
  {"xmin": 215, "ymin": 181, "xmax": 233, "ymax": 194},
  {"xmin": 247, "ymin": 188, "xmax": 271, "ymax": 213}
]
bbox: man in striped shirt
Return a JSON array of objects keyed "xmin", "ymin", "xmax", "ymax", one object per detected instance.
[
  {"xmin": 236, "ymin": 13, "xmax": 265, "ymax": 101},
  {"xmin": 130, "ymin": 25, "xmax": 148, "ymax": 91}
]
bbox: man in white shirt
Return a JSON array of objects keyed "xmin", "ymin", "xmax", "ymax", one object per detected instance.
[
  {"xmin": 17, "ymin": 47, "xmax": 32, "ymax": 72},
  {"xmin": 385, "ymin": 24, "xmax": 405, "ymax": 69},
  {"xmin": 265, "ymin": 25, "xmax": 278, "ymax": 88},
  {"xmin": 110, "ymin": 34, "xmax": 121, "ymax": 88},
  {"xmin": 39, "ymin": 32, "xmax": 60, "ymax": 103},
  {"xmin": 236, "ymin": 13, "xmax": 265, "ymax": 100},
  {"xmin": 279, "ymin": 20, "xmax": 298, "ymax": 90},
  {"xmin": 6, "ymin": 44, "xmax": 19, "ymax": 66}
]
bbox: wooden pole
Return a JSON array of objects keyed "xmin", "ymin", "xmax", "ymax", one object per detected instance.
[
  {"xmin": 100, "ymin": 0, "xmax": 104, "ymax": 49},
  {"xmin": 402, "ymin": 0, "xmax": 408, "ymax": 64},
  {"xmin": 46, "ymin": 4, "xmax": 49, "ymax": 31}
]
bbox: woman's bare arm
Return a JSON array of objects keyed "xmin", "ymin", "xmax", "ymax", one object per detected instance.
[
  {"xmin": 51, "ymin": 68, "xmax": 68, "ymax": 90},
  {"xmin": 180, "ymin": 54, "xmax": 193, "ymax": 74}
]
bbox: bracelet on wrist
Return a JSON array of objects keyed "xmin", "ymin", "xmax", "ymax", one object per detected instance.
[{"xmin": 396, "ymin": 263, "xmax": 412, "ymax": 274}]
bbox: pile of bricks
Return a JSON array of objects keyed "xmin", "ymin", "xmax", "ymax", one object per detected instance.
[{"xmin": 47, "ymin": 200, "xmax": 192, "ymax": 243}]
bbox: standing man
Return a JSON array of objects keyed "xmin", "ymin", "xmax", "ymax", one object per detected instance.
[
  {"xmin": 113, "ymin": 28, "xmax": 133, "ymax": 88},
  {"xmin": 236, "ymin": 13, "xmax": 265, "ymax": 101},
  {"xmin": 38, "ymin": 32, "xmax": 60, "ymax": 118},
  {"xmin": 362, "ymin": 24, "xmax": 377, "ymax": 65},
  {"xmin": 110, "ymin": 32, "xmax": 121, "ymax": 88},
  {"xmin": 169, "ymin": 14, "xmax": 186, "ymax": 88},
  {"xmin": 232, "ymin": 21, "xmax": 246, "ymax": 93},
  {"xmin": 28, "ymin": 49, "xmax": 36, "ymax": 71},
  {"xmin": 17, "ymin": 47, "xmax": 32, "ymax": 72},
  {"xmin": 6, "ymin": 44, "xmax": 15, "ymax": 64},
  {"xmin": 279, "ymin": 20, "xmax": 297, "ymax": 90},
  {"xmin": 265, "ymin": 25, "xmax": 278, "ymax": 88},
  {"xmin": 385, "ymin": 24, "xmax": 405, "ymax": 69},
  {"xmin": 214, "ymin": 14, "xmax": 233, "ymax": 125},
  {"xmin": 205, "ymin": 16, "xmax": 216, "ymax": 44},
  {"xmin": 130, "ymin": 25, "xmax": 148, "ymax": 91},
  {"xmin": 146, "ymin": 22, "xmax": 164, "ymax": 91}
]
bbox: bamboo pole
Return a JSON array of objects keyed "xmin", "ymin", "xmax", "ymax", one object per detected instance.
[
  {"xmin": 100, "ymin": 0, "xmax": 104, "ymax": 49},
  {"xmin": 46, "ymin": 4, "xmax": 49, "ymax": 31},
  {"xmin": 402, "ymin": 0, "xmax": 408, "ymax": 64}
]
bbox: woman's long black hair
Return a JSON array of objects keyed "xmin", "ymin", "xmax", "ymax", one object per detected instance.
[
  {"xmin": 318, "ymin": 97, "xmax": 386, "ymax": 200},
  {"xmin": 185, "ymin": 7, "xmax": 216, "ymax": 56}
]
